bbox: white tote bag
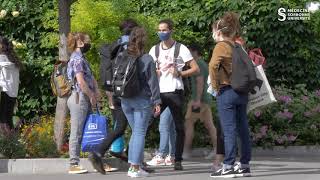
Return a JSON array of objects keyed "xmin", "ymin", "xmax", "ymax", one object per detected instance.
[{"xmin": 247, "ymin": 65, "xmax": 276, "ymax": 112}]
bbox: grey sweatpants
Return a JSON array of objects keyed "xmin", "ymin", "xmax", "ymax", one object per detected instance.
[{"xmin": 67, "ymin": 91, "xmax": 91, "ymax": 165}]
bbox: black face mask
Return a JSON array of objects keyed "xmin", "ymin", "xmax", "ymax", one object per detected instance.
[{"xmin": 80, "ymin": 43, "xmax": 91, "ymax": 53}]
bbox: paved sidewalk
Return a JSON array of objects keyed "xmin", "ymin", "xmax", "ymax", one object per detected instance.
[{"xmin": 1, "ymin": 156, "xmax": 319, "ymax": 180}]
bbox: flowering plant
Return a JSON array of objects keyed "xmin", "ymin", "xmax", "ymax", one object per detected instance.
[{"xmin": 249, "ymin": 84, "xmax": 320, "ymax": 148}]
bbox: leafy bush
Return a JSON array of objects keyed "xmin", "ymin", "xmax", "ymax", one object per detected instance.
[
  {"xmin": 0, "ymin": 133, "xmax": 26, "ymax": 159},
  {"xmin": 20, "ymin": 116, "xmax": 60, "ymax": 158},
  {"xmin": 135, "ymin": 0, "xmax": 320, "ymax": 89}
]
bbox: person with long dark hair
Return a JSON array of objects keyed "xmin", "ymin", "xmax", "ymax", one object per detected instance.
[
  {"xmin": 121, "ymin": 27, "xmax": 161, "ymax": 178},
  {"xmin": 0, "ymin": 36, "xmax": 22, "ymax": 135}
]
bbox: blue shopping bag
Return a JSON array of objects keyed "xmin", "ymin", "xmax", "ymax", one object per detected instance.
[
  {"xmin": 81, "ymin": 110, "xmax": 108, "ymax": 152},
  {"xmin": 110, "ymin": 120, "xmax": 124, "ymax": 153}
]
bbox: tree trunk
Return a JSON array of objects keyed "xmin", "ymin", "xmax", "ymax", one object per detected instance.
[{"xmin": 54, "ymin": 0, "xmax": 73, "ymax": 152}]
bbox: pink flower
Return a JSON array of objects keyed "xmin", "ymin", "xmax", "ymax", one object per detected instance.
[
  {"xmin": 276, "ymin": 109, "xmax": 293, "ymax": 120},
  {"xmin": 287, "ymin": 134, "xmax": 298, "ymax": 142},
  {"xmin": 302, "ymin": 96, "xmax": 309, "ymax": 102},
  {"xmin": 254, "ymin": 111, "xmax": 262, "ymax": 118},
  {"xmin": 278, "ymin": 95, "xmax": 292, "ymax": 104},
  {"xmin": 260, "ymin": 125, "xmax": 268, "ymax": 136},
  {"xmin": 276, "ymin": 137, "xmax": 284, "ymax": 144},
  {"xmin": 315, "ymin": 90, "xmax": 320, "ymax": 97}
]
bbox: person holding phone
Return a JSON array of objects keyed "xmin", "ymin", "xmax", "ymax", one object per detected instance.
[{"xmin": 183, "ymin": 44, "xmax": 217, "ymax": 160}]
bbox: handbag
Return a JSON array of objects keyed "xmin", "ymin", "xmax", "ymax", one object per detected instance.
[
  {"xmin": 247, "ymin": 65, "xmax": 277, "ymax": 112},
  {"xmin": 81, "ymin": 110, "xmax": 108, "ymax": 152}
]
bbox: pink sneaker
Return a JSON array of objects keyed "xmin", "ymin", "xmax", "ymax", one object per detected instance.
[
  {"xmin": 165, "ymin": 155, "xmax": 175, "ymax": 166},
  {"xmin": 146, "ymin": 155, "xmax": 165, "ymax": 166}
]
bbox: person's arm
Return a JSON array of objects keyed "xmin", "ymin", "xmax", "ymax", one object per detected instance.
[
  {"xmin": 76, "ymin": 72, "xmax": 96, "ymax": 106},
  {"xmin": 208, "ymin": 43, "xmax": 226, "ymax": 92},
  {"xmin": 180, "ymin": 59, "xmax": 200, "ymax": 77},
  {"xmin": 195, "ymin": 75, "xmax": 204, "ymax": 101},
  {"xmin": 146, "ymin": 56, "xmax": 161, "ymax": 105}
]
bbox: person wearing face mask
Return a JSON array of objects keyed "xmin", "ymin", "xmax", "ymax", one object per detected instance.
[
  {"xmin": 209, "ymin": 12, "xmax": 252, "ymax": 178},
  {"xmin": 149, "ymin": 19, "xmax": 199, "ymax": 171},
  {"xmin": 66, "ymin": 32, "xmax": 100, "ymax": 174}
]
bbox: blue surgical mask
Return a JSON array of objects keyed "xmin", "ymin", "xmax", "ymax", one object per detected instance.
[{"xmin": 157, "ymin": 32, "xmax": 171, "ymax": 41}]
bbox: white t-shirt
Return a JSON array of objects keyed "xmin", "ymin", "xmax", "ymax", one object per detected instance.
[{"xmin": 149, "ymin": 42, "xmax": 193, "ymax": 93}]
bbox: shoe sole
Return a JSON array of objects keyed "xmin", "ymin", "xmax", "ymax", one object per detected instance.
[
  {"xmin": 235, "ymin": 173, "xmax": 252, "ymax": 177},
  {"xmin": 146, "ymin": 162, "xmax": 166, "ymax": 166},
  {"xmin": 210, "ymin": 174, "xmax": 236, "ymax": 178},
  {"xmin": 68, "ymin": 170, "xmax": 88, "ymax": 174}
]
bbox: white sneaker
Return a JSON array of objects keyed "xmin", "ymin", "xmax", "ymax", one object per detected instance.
[
  {"xmin": 205, "ymin": 150, "xmax": 216, "ymax": 160},
  {"xmin": 165, "ymin": 155, "xmax": 175, "ymax": 166},
  {"xmin": 146, "ymin": 155, "xmax": 165, "ymax": 166},
  {"xmin": 128, "ymin": 168, "xmax": 149, "ymax": 178}
]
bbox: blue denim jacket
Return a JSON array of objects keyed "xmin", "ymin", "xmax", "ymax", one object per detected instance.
[{"xmin": 138, "ymin": 54, "xmax": 161, "ymax": 105}]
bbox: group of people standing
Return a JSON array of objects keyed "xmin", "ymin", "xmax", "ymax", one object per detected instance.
[
  {"xmin": 66, "ymin": 11, "xmax": 252, "ymax": 178},
  {"xmin": 0, "ymin": 10, "xmax": 252, "ymax": 179}
]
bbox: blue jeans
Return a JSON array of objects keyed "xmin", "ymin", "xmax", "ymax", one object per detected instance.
[
  {"xmin": 121, "ymin": 96, "xmax": 153, "ymax": 166},
  {"xmin": 217, "ymin": 86, "xmax": 251, "ymax": 169},
  {"xmin": 158, "ymin": 107, "xmax": 176, "ymax": 157}
]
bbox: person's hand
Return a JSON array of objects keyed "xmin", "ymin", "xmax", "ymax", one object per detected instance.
[
  {"xmin": 169, "ymin": 67, "xmax": 180, "ymax": 77},
  {"xmin": 154, "ymin": 104, "xmax": 161, "ymax": 117},
  {"xmin": 89, "ymin": 93, "xmax": 97, "ymax": 109},
  {"xmin": 156, "ymin": 70, "xmax": 162, "ymax": 77},
  {"xmin": 105, "ymin": 91, "xmax": 115, "ymax": 109},
  {"xmin": 192, "ymin": 100, "xmax": 201, "ymax": 109}
]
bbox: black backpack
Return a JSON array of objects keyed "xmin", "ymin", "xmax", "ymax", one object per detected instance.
[
  {"xmin": 100, "ymin": 39, "xmax": 128, "ymax": 91},
  {"xmin": 155, "ymin": 42, "xmax": 191, "ymax": 96},
  {"xmin": 111, "ymin": 50, "xmax": 140, "ymax": 98},
  {"xmin": 220, "ymin": 41, "xmax": 257, "ymax": 94}
]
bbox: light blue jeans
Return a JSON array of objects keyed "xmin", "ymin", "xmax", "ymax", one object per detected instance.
[
  {"xmin": 121, "ymin": 96, "xmax": 153, "ymax": 166},
  {"xmin": 158, "ymin": 107, "xmax": 176, "ymax": 157}
]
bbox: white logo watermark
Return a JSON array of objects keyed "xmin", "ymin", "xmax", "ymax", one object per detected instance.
[{"xmin": 278, "ymin": 8, "xmax": 311, "ymax": 21}]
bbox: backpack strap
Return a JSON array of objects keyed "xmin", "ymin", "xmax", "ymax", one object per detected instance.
[
  {"xmin": 155, "ymin": 43, "xmax": 160, "ymax": 69},
  {"xmin": 174, "ymin": 42, "xmax": 181, "ymax": 59}
]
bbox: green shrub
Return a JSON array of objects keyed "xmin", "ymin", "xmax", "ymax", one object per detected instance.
[{"xmin": 0, "ymin": 132, "xmax": 26, "ymax": 159}]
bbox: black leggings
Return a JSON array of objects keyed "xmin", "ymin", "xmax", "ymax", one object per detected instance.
[
  {"xmin": 0, "ymin": 92, "xmax": 16, "ymax": 129},
  {"xmin": 98, "ymin": 96, "xmax": 128, "ymax": 157}
]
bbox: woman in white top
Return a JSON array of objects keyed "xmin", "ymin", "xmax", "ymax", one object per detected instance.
[{"xmin": 0, "ymin": 36, "xmax": 22, "ymax": 135}]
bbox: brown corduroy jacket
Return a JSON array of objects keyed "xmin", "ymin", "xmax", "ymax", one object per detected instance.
[{"xmin": 208, "ymin": 41, "xmax": 233, "ymax": 92}]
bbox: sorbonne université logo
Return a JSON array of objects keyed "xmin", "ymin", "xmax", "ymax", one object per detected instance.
[{"xmin": 278, "ymin": 7, "xmax": 311, "ymax": 21}]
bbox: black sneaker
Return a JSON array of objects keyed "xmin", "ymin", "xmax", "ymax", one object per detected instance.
[
  {"xmin": 174, "ymin": 161, "xmax": 183, "ymax": 170},
  {"xmin": 141, "ymin": 162, "xmax": 155, "ymax": 173},
  {"xmin": 234, "ymin": 167, "xmax": 251, "ymax": 177},
  {"xmin": 210, "ymin": 168, "xmax": 236, "ymax": 178},
  {"xmin": 88, "ymin": 152, "xmax": 106, "ymax": 175}
]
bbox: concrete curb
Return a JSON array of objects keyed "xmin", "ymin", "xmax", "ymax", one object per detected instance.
[
  {"xmin": 1, "ymin": 146, "xmax": 319, "ymax": 174},
  {"xmin": 0, "ymin": 158, "xmax": 129, "ymax": 174}
]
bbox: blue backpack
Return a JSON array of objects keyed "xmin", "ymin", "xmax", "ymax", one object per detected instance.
[
  {"xmin": 81, "ymin": 110, "xmax": 108, "ymax": 152},
  {"xmin": 110, "ymin": 121, "xmax": 125, "ymax": 153}
]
